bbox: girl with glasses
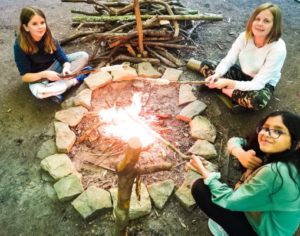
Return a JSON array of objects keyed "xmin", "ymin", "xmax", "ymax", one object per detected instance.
[{"xmin": 189, "ymin": 111, "xmax": 300, "ymax": 236}]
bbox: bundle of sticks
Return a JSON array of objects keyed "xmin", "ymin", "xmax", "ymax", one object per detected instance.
[{"xmin": 61, "ymin": 0, "xmax": 222, "ymax": 68}]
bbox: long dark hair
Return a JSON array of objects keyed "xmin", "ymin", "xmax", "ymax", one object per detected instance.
[
  {"xmin": 246, "ymin": 111, "xmax": 300, "ymax": 199},
  {"xmin": 18, "ymin": 6, "xmax": 56, "ymax": 54}
]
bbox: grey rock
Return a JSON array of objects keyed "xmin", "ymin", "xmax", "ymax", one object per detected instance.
[
  {"xmin": 53, "ymin": 174, "xmax": 84, "ymax": 202},
  {"xmin": 55, "ymin": 106, "xmax": 88, "ymax": 127},
  {"xmin": 188, "ymin": 140, "xmax": 217, "ymax": 159},
  {"xmin": 147, "ymin": 179, "xmax": 175, "ymax": 210},
  {"xmin": 178, "ymin": 84, "xmax": 197, "ymax": 106},
  {"xmin": 36, "ymin": 139, "xmax": 57, "ymax": 159},
  {"xmin": 190, "ymin": 116, "xmax": 217, "ymax": 142},
  {"xmin": 110, "ymin": 183, "xmax": 151, "ymax": 220},
  {"xmin": 161, "ymin": 68, "xmax": 183, "ymax": 81},
  {"xmin": 175, "ymin": 170, "xmax": 201, "ymax": 211},
  {"xmin": 40, "ymin": 153, "xmax": 75, "ymax": 180},
  {"xmin": 54, "ymin": 121, "xmax": 76, "ymax": 153},
  {"xmin": 177, "ymin": 100, "xmax": 207, "ymax": 122},
  {"xmin": 137, "ymin": 62, "xmax": 161, "ymax": 78},
  {"xmin": 84, "ymin": 71, "xmax": 112, "ymax": 90},
  {"xmin": 72, "ymin": 186, "xmax": 112, "ymax": 219},
  {"xmin": 73, "ymin": 88, "xmax": 92, "ymax": 109}
]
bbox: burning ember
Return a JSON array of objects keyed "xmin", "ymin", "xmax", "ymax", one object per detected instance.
[{"xmin": 98, "ymin": 93, "xmax": 155, "ymax": 147}]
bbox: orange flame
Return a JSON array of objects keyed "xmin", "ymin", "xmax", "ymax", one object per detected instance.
[{"xmin": 99, "ymin": 93, "xmax": 155, "ymax": 147}]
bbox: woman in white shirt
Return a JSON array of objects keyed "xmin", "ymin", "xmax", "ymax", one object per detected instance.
[{"xmin": 199, "ymin": 3, "xmax": 286, "ymax": 111}]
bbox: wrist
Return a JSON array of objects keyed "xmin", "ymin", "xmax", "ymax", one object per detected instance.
[{"xmin": 63, "ymin": 62, "xmax": 71, "ymax": 69}]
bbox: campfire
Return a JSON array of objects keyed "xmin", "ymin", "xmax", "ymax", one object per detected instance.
[{"xmin": 98, "ymin": 92, "xmax": 156, "ymax": 147}]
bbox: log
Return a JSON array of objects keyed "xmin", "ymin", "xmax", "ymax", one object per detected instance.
[
  {"xmin": 154, "ymin": 46, "xmax": 182, "ymax": 66},
  {"xmin": 72, "ymin": 14, "xmax": 223, "ymax": 23},
  {"xmin": 111, "ymin": 54, "xmax": 160, "ymax": 64},
  {"xmin": 60, "ymin": 30, "xmax": 101, "ymax": 45},
  {"xmin": 145, "ymin": 45, "xmax": 177, "ymax": 68}
]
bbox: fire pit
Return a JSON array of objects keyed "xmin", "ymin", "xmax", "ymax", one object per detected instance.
[{"xmin": 70, "ymin": 79, "xmax": 193, "ymax": 190}]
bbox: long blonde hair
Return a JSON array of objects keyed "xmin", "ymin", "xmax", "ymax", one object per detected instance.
[
  {"xmin": 18, "ymin": 6, "xmax": 56, "ymax": 54},
  {"xmin": 245, "ymin": 3, "xmax": 282, "ymax": 44}
]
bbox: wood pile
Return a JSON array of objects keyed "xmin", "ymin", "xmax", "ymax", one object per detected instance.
[{"xmin": 61, "ymin": 0, "xmax": 223, "ymax": 68}]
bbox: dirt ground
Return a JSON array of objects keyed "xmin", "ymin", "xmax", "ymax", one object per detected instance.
[{"xmin": 0, "ymin": 0, "xmax": 299, "ymax": 235}]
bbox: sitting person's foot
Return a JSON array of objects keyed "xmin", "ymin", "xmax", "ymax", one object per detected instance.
[
  {"xmin": 50, "ymin": 94, "xmax": 64, "ymax": 104},
  {"xmin": 76, "ymin": 66, "xmax": 94, "ymax": 83},
  {"xmin": 231, "ymin": 104, "xmax": 250, "ymax": 114}
]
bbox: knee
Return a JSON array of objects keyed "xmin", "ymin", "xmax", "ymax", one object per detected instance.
[
  {"xmin": 79, "ymin": 51, "xmax": 89, "ymax": 63},
  {"xmin": 251, "ymin": 96, "xmax": 269, "ymax": 110},
  {"xmin": 191, "ymin": 178, "xmax": 205, "ymax": 199}
]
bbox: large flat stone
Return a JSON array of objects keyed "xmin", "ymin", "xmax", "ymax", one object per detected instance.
[
  {"xmin": 40, "ymin": 153, "xmax": 75, "ymax": 180},
  {"xmin": 84, "ymin": 71, "xmax": 112, "ymax": 90},
  {"xmin": 72, "ymin": 186, "xmax": 112, "ymax": 219},
  {"xmin": 190, "ymin": 116, "xmax": 217, "ymax": 143},
  {"xmin": 137, "ymin": 62, "xmax": 161, "ymax": 78},
  {"xmin": 147, "ymin": 179, "xmax": 175, "ymax": 210},
  {"xmin": 53, "ymin": 174, "xmax": 84, "ymax": 202},
  {"xmin": 110, "ymin": 183, "xmax": 151, "ymax": 220},
  {"xmin": 55, "ymin": 106, "xmax": 88, "ymax": 127},
  {"xmin": 54, "ymin": 121, "xmax": 76, "ymax": 153}
]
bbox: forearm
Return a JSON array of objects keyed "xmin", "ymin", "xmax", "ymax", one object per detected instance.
[
  {"xmin": 231, "ymin": 146, "xmax": 246, "ymax": 162},
  {"xmin": 21, "ymin": 71, "xmax": 48, "ymax": 83}
]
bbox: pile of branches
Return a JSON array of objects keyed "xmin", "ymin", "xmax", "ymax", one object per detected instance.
[{"xmin": 61, "ymin": 0, "xmax": 223, "ymax": 68}]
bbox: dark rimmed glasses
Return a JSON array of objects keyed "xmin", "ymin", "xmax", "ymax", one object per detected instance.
[{"xmin": 256, "ymin": 126, "xmax": 287, "ymax": 139}]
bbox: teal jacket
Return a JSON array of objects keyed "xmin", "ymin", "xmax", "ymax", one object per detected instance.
[{"xmin": 204, "ymin": 162, "xmax": 300, "ymax": 235}]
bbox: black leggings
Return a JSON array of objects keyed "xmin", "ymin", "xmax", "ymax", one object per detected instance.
[{"xmin": 191, "ymin": 179, "xmax": 257, "ymax": 236}]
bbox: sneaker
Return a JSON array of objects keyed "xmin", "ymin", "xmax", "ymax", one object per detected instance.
[
  {"xmin": 50, "ymin": 94, "xmax": 64, "ymax": 104},
  {"xmin": 76, "ymin": 66, "xmax": 94, "ymax": 83},
  {"xmin": 208, "ymin": 219, "xmax": 228, "ymax": 236}
]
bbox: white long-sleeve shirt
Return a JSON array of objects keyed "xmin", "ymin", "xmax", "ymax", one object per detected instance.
[{"xmin": 215, "ymin": 32, "xmax": 286, "ymax": 91}]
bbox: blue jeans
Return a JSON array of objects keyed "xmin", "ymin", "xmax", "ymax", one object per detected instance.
[{"xmin": 29, "ymin": 51, "xmax": 88, "ymax": 99}]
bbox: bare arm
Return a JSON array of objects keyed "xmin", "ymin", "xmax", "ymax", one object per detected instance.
[{"xmin": 231, "ymin": 145, "xmax": 262, "ymax": 170}]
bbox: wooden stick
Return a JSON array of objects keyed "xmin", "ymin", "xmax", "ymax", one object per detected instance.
[
  {"xmin": 111, "ymin": 54, "xmax": 160, "ymax": 64},
  {"xmin": 72, "ymin": 14, "xmax": 223, "ymax": 23},
  {"xmin": 134, "ymin": 0, "xmax": 145, "ymax": 55},
  {"xmin": 115, "ymin": 137, "xmax": 141, "ymax": 235}
]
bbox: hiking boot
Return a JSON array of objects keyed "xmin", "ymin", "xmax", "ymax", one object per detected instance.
[
  {"xmin": 50, "ymin": 94, "xmax": 64, "ymax": 104},
  {"xmin": 76, "ymin": 66, "xmax": 94, "ymax": 83}
]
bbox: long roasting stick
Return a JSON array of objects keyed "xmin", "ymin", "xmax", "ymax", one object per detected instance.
[{"xmin": 60, "ymin": 64, "xmax": 125, "ymax": 79}]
